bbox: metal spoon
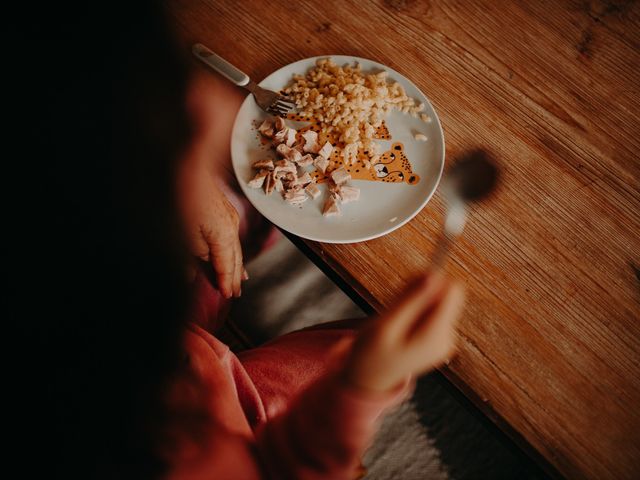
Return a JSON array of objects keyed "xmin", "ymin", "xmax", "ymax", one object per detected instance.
[{"xmin": 431, "ymin": 149, "xmax": 499, "ymax": 269}]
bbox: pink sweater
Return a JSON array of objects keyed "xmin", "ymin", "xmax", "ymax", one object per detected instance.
[{"xmin": 165, "ymin": 322, "xmax": 409, "ymax": 479}]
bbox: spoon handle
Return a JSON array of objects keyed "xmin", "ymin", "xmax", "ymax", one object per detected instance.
[
  {"xmin": 430, "ymin": 232, "xmax": 453, "ymax": 270},
  {"xmin": 431, "ymin": 201, "xmax": 467, "ymax": 269}
]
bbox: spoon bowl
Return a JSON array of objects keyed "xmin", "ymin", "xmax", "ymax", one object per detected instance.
[
  {"xmin": 446, "ymin": 149, "xmax": 499, "ymax": 203},
  {"xmin": 432, "ymin": 149, "xmax": 499, "ymax": 268}
]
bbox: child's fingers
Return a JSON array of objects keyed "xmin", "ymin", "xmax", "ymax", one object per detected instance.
[
  {"xmin": 410, "ymin": 281, "xmax": 465, "ymax": 351},
  {"xmin": 209, "ymin": 241, "xmax": 236, "ymax": 299},
  {"xmin": 232, "ymin": 241, "xmax": 243, "ymax": 297},
  {"xmin": 380, "ymin": 273, "xmax": 450, "ymax": 339}
]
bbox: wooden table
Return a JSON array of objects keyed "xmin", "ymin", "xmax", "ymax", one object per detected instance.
[{"xmin": 168, "ymin": 1, "xmax": 640, "ymax": 478}]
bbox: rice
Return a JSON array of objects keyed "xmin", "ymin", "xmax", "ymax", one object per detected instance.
[{"xmin": 283, "ymin": 58, "xmax": 422, "ymax": 165}]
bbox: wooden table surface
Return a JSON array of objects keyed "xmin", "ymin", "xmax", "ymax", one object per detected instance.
[{"xmin": 168, "ymin": 1, "xmax": 640, "ymax": 478}]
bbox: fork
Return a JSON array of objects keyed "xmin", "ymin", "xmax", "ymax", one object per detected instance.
[{"xmin": 192, "ymin": 43, "xmax": 295, "ymax": 117}]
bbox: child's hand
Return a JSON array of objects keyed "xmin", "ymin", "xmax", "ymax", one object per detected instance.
[
  {"xmin": 343, "ymin": 273, "xmax": 465, "ymax": 393},
  {"xmin": 179, "ymin": 73, "xmax": 246, "ymax": 298},
  {"xmin": 182, "ymin": 174, "xmax": 245, "ymax": 298}
]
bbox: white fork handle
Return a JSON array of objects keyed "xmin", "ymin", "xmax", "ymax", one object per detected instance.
[{"xmin": 192, "ymin": 43, "xmax": 250, "ymax": 87}]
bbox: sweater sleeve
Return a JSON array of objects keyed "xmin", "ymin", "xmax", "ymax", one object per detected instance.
[
  {"xmin": 255, "ymin": 360, "xmax": 411, "ymax": 480},
  {"xmin": 168, "ymin": 326, "xmax": 411, "ymax": 480}
]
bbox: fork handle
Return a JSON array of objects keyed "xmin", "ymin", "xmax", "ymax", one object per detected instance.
[{"xmin": 192, "ymin": 43, "xmax": 250, "ymax": 87}]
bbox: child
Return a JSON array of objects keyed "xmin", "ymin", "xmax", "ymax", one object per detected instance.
[
  {"xmin": 166, "ymin": 73, "xmax": 465, "ymax": 479},
  {"xmin": 39, "ymin": 3, "xmax": 465, "ymax": 478}
]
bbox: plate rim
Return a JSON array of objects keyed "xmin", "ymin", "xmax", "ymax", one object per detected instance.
[{"xmin": 230, "ymin": 54, "xmax": 445, "ymax": 244}]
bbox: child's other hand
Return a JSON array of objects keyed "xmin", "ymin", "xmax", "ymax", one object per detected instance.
[
  {"xmin": 182, "ymin": 175, "xmax": 244, "ymax": 298},
  {"xmin": 179, "ymin": 73, "xmax": 246, "ymax": 298},
  {"xmin": 343, "ymin": 273, "xmax": 465, "ymax": 393}
]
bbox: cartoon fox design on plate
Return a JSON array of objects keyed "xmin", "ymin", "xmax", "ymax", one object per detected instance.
[{"xmin": 286, "ymin": 113, "xmax": 420, "ymax": 186}]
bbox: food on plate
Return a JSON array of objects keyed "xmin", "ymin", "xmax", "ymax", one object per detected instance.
[
  {"xmin": 301, "ymin": 130, "xmax": 320, "ymax": 153},
  {"xmin": 305, "ymin": 183, "xmax": 321, "ymax": 199},
  {"xmin": 296, "ymin": 172, "xmax": 313, "ymax": 186},
  {"xmin": 313, "ymin": 155, "xmax": 329, "ymax": 173},
  {"xmin": 248, "ymin": 59, "xmax": 428, "ymax": 216},
  {"xmin": 275, "ymin": 144, "xmax": 302, "ymax": 163},
  {"xmin": 274, "ymin": 126, "xmax": 297, "ymax": 147},
  {"xmin": 335, "ymin": 185, "xmax": 360, "ymax": 203},
  {"xmin": 317, "ymin": 141, "xmax": 333, "ymax": 160},
  {"xmin": 330, "ymin": 167, "xmax": 351, "ymax": 185},
  {"xmin": 284, "ymin": 188, "xmax": 308, "ymax": 205},
  {"xmin": 252, "ymin": 159, "xmax": 274, "ymax": 170},
  {"xmin": 413, "ymin": 133, "xmax": 428, "ymax": 142},
  {"xmin": 247, "ymin": 169, "xmax": 269, "ymax": 189},
  {"xmin": 264, "ymin": 171, "xmax": 276, "ymax": 195},
  {"xmin": 283, "ymin": 58, "xmax": 423, "ymax": 165},
  {"xmin": 297, "ymin": 154, "xmax": 314, "ymax": 167},
  {"xmin": 322, "ymin": 195, "xmax": 340, "ymax": 217},
  {"xmin": 309, "ymin": 139, "xmax": 420, "ymax": 185},
  {"xmin": 258, "ymin": 119, "xmax": 275, "ymax": 138},
  {"xmin": 249, "ymin": 116, "xmax": 362, "ymax": 216}
]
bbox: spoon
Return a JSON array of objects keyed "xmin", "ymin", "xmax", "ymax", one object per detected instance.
[{"xmin": 431, "ymin": 149, "xmax": 499, "ymax": 269}]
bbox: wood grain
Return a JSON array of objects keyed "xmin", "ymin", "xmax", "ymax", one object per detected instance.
[{"xmin": 167, "ymin": 1, "xmax": 640, "ymax": 478}]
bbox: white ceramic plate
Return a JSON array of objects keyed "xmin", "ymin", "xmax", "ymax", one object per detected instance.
[{"xmin": 231, "ymin": 55, "xmax": 445, "ymax": 243}]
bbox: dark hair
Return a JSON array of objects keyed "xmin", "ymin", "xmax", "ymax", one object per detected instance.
[{"xmin": 21, "ymin": 1, "xmax": 196, "ymax": 478}]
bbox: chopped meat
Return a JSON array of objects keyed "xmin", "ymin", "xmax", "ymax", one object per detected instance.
[
  {"xmin": 296, "ymin": 172, "xmax": 312, "ymax": 186},
  {"xmin": 281, "ymin": 172, "xmax": 296, "ymax": 186},
  {"xmin": 322, "ymin": 195, "xmax": 341, "ymax": 216},
  {"xmin": 258, "ymin": 118, "xmax": 274, "ymax": 138},
  {"xmin": 285, "ymin": 128, "xmax": 297, "ymax": 147},
  {"xmin": 274, "ymin": 126, "xmax": 296, "ymax": 145},
  {"xmin": 274, "ymin": 159, "xmax": 292, "ymax": 167},
  {"xmin": 247, "ymin": 169, "xmax": 269, "ymax": 189},
  {"xmin": 287, "ymin": 148, "xmax": 302, "ymax": 163},
  {"xmin": 284, "ymin": 189, "xmax": 308, "ymax": 205},
  {"xmin": 250, "ymin": 116, "xmax": 370, "ymax": 216},
  {"xmin": 301, "ymin": 130, "xmax": 320, "ymax": 153},
  {"xmin": 297, "ymin": 154, "xmax": 314, "ymax": 167},
  {"xmin": 276, "ymin": 143, "xmax": 302, "ymax": 162},
  {"xmin": 274, "ymin": 162, "xmax": 297, "ymax": 178},
  {"xmin": 264, "ymin": 172, "xmax": 276, "ymax": 195},
  {"xmin": 273, "ymin": 129, "xmax": 286, "ymax": 145},
  {"xmin": 252, "ymin": 159, "xmax": 274, "ymax": 170},
  {"xmin": 330, "ymin": 167, "xmax": 352, "ymax": 185},
  {"xmin": 337, "ymin": 185, "xmax": 360, "ymax": 203},
  {"xmin": 276, "ymin": 143, "xmax": 292, "ymax": 158},
  {"xmin": 317, "ymin": 141, "xmax": 333, "ymax": 159},
  {"xmin": 274, "ymin": 116, "xmax": 286, "ymax": 131},
  {"xmin": 314, "ymin": 155, "xmax": 330, "ymax": 173},
  {"xmin": 305, "ymin": 183, "xmax": 321, "ymax": 199},
  {"xmin": 342, "ymin": 143, "xmax": 358, "ymax": 165},
  {"xmin": 276, "ymin": 143, "xmax": 301, "ymax": 163}
]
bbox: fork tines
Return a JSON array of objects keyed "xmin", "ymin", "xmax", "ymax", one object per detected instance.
[{"xmin": 268, "ymin": 96, "xmax": 296, "ymax": 117}]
